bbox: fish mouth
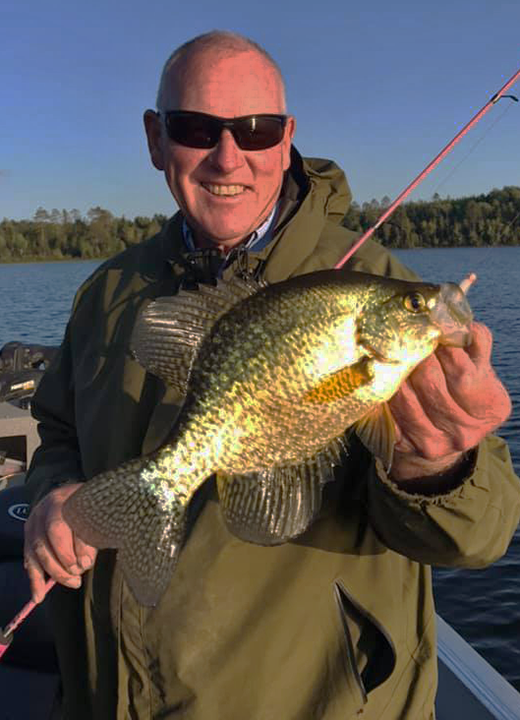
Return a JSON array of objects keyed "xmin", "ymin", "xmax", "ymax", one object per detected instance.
[{"xmin": 431, "ymin": 282, "xmax": 473, "ymax": 347}]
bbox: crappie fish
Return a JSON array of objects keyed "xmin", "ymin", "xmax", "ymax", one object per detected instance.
[{"xmin": 63, "ymin": 269, "xmax": 473, "ymax": 605}]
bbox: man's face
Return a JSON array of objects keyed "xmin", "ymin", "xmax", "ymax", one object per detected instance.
[{"xmin": 145, "ymin": 50, "xmax": 295, "ymax": 250}]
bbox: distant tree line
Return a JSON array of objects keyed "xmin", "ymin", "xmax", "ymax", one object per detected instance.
[
  {"xmin": 1, "ymin": 186, "xmax": 519, "ymax": 262},
  {"xmin": 0, "ymin": 207, "xmax": 168, "ymax": 262},
  {"xmin": 343, "ymin": 186, "xmax": 520, "ymax": 249}
]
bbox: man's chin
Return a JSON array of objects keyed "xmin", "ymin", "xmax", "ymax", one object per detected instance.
[{"xmin": 192, "ymin": 221, "xmax": 255, "ymax": 251}]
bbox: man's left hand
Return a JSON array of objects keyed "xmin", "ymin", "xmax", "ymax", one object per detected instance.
[{"xmin": 388, "ymin": 322, "xmax": 512, "ymax": 482}]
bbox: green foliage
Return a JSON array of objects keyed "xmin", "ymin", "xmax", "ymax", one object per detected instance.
[
  {"xmin": 2, "ymin": 188, "xmax": 519, "ymax": 262},
  {"xmin": 342, "ymin": 187, "xmax": 520, "ymax": 249},
  {"xmin": 0, "ymin": 209, "xmax": 170, "ymax": 262}
]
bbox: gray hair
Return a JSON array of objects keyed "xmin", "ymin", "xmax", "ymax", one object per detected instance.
[{"xmin": 156, "ymin": 30, "xmax": 286, "ymax": 111}]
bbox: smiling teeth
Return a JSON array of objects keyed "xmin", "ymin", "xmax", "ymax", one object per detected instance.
[{"xmin": 203, "ymin": 184, "xmax": 245, "ymax": 196}]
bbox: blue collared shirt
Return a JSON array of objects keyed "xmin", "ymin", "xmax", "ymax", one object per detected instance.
[{"xmin": 181, "ymin": 201, "xmax": 279, "ymax": 256}]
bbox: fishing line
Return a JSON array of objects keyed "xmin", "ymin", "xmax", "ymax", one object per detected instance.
[
  {"xmin": 468, "ymin": 205, "xmax": 520, "ymax": 274},
  {"xmin": 431, "ymin": 102, "xmax": 515, "ymax": 198},
  {"xmin": 335, "ymin": 67, "xmax": 520, "ymax": 269}
]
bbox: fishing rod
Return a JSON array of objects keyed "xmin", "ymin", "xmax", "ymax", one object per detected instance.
[
  {"xmin": 0, "ymin": 579, "xmax": 56, "ymax": 659},
  {"xmin": 335, "ymin": 65, "xmax": 520, "ymax": 269}
]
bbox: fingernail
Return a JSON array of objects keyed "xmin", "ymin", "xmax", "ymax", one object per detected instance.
[
  {"xmin": 79, "ymin": 556, "xmax": 93, "ymax": 570},
  {"xmin": 68, "ymin": 564, "xmax": 82, "ymax": 575},
  {"xmin": 65, "ymin": 577, "xmax": 81, "ymax": 589}
]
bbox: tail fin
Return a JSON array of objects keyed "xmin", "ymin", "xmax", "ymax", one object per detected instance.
[{"xmin": 63, "ymin": 457, "xmax": 184, "ymax": 606}]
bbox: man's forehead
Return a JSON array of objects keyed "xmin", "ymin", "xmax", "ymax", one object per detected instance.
[{"xmin": 163, "ymin": 49, "xmax": 285, "ymax": 114}]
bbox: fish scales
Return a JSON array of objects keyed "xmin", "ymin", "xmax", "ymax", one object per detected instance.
[{"xmin": 63, "ymin": 269, "xmax": 473, "ymax": 605}]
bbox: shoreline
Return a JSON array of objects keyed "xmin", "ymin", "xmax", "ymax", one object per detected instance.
[{"xmin": 1, "ymin": 244, "xmax": 519, "ymax": 266}]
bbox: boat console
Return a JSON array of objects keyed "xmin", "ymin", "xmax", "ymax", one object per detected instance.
[{"xmin": 0, "ymin": 342, "xmax": 61, "ymax": 718}]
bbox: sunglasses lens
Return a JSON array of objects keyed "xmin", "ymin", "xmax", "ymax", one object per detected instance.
[
  {"xmin": 165, "ymin": 114, "xmax": 220, "ymax": 148},
  {"xmin": 234, "ymin": 116, "xmax": 285, "ymax": 150},
  {"xmin": 164, "ymin": 113, "xmax": 286, "ymax": 150}
]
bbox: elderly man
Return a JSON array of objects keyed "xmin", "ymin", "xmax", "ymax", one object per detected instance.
[{"xmin": 24, "ymin": 31, "xmax": 519, "ymax": 720}]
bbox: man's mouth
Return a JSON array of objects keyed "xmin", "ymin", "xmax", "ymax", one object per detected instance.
[{"xmin": 201, "ymin": 183, "xmax": 247, "ymax": 197}]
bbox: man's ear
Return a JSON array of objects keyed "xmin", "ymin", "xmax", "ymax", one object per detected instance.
[
  {"xmin": 143, "ymin": 110, "xmax": 165, "ymax": 171},
  {"xmin": 282, "ymin": 115, "xmax": 296, "ymax": 171}
]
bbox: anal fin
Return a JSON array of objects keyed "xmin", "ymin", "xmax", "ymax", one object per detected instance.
[{"xmin": 217, "ymin": 436, "xmax": 347, "ymax": 545}]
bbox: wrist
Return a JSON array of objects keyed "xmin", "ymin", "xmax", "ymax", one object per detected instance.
[
  {"xmin": 389, "ymin": 450, "xmax": 476, "ymax": 495},
  {"xmin": 391, "ymin": 451, "xmax": 464, "ymax": 481}
]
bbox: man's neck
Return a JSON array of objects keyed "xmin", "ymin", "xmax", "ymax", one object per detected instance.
[
  {"xmin": 192, "ymin": 233, "xmax": 246, "ymax": 255},
  {"xmin": 183, "ymin": 202, "xmax": 279, "ymax": 257}
]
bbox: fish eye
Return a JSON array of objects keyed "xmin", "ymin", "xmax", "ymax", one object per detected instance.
[{"xmin": 404, "ymin": 292, "xmax": 426, "ymax": 313}]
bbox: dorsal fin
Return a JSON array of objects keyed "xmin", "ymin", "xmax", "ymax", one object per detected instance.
[{"xmin": 131, "ymin": 275, "xmax": 265, "ymax": 392}]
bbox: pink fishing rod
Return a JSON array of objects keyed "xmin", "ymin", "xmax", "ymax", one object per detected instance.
[
  {"xmin": 0, "ymin": 579, "xmax": 56, "ymax": 659},
  {"xmin": 335, "ymin": 64, "xmax": 520, "ymax": 269}
]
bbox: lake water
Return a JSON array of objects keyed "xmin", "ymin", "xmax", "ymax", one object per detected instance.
[{"xmin": 0, "ymin": 247, "xmax": 519, "ymax": 689}]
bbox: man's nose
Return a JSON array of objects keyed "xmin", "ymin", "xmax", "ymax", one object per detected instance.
[{"xmin": 208, "ymin": 128, "xmax": 245, "ymax": 172}]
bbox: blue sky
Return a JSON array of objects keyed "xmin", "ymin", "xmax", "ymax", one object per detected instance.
[{"xmin": 2, "ymin": 0, "xmax": 519, "ymax": 221}]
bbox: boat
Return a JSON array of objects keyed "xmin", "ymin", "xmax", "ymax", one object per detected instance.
[{"xmin": 0, "ymin": 343, "xmax": 519, "ymax": 719}]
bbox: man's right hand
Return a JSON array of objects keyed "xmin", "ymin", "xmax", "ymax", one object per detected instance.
[{"xmin": 24, "ymin": 483, "xmax": 98, "ymax": 603}]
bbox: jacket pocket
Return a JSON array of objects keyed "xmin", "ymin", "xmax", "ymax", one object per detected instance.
[{"xmin": 334, "ymin": 580, "xmax": 396, "ymax": 699}]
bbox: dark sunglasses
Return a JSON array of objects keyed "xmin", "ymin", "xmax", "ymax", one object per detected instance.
[{"xmin": 159, "ymin": 110, "xmax": 288, "ymax": 151}]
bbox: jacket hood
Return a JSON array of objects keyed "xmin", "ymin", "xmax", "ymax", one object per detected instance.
[
  {"xmin": 276, "ymin": 147, "xmax": 353, "ymax": 230},
  {"xmin": 251, "ymin": 147, "xmax": 354, "ymax": 282},
  {"xmin": 296, "ymin": 148, "xmax": 353, "ymax": 224}
]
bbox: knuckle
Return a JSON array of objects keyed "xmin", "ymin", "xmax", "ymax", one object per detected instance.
[
  {"xmin": 452, "ymin": 430, "xmax": 470, "ymax": 453},
  {"xmin": 478, "ymin": 323, "xmax": 493, "ymax": 345},
  {"xmin": 45, "ymin": 516, "xmax": 64, "ymax": 538},
  {"xmin": 418, "ymin": 434, "xmax": 450, "ymax": 460},
  {"xmin": 31, "ymin": 539, "xmax": 48, "ymax": 560},
  {"xmin": 421, "ymin": 445, "xmax": 441, "ymax": 461},
  {"xmin": 443, "ymin": 358, "xmax": 469, "ymax": 387}
]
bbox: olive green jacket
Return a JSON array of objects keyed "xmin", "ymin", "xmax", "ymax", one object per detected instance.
[{"xmin": 25, "ymin": 149, "xmax": 520, "ymax": 720}]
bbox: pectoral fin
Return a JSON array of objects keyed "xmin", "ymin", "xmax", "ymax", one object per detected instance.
[
  {"xmin": 353, "ymin": 402, "xmax": 396, "ymax": 471},
  {"xmin": 303, "ymin": 357, "xmax": 374, "ymax": 405}
]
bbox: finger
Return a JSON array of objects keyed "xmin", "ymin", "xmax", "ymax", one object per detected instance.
[
  {"xmin": 464, "ymin": 322, "xmax": 493, "ymax": 366},
  {"xmin": 25, "ymin": 503, "xmax": 83, "ymax": 590},
  {"xmin": 431, "ymin": 346, "xmax": 484, "ymax": 417},
  {"xmin": 435, "ymin": 344, "xmax": 473, "ymax": 377},
  {"xmin": 408, "ymin": 354, "xmax": 463, "ymax": 424},
  {"xmin": 24, "ymin": 555, "xmax": 48, "ymax": 604},
  {"xmin": 29, "ymin": 535, "xmax": 82, "ymax": 588},
  {"xmin": 73, "ymin": 534, "xmax": 97, "ymax": 571},
  {"xmin": 389, "ymin": 379, "xmax": 444, "ymax": 456},
  {"xmin": 24, "ymin": 512, "xmax": 49, "ymax": 603},
  {"xmin": 44, "ymin": 509, "xmax": 82, "ymax": 574},
  {"xmin": 436, "ymin": 323, "xmax": 492, "ymax": 373}
]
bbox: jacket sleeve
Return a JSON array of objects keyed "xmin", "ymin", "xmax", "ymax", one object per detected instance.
[
  {"xmin": 367, "ymin": 433, "xmax": 520, "ymax": 567},
  {"xmin": 24, "ymin": 318, "xmax": 85, "ymax": 507}
]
